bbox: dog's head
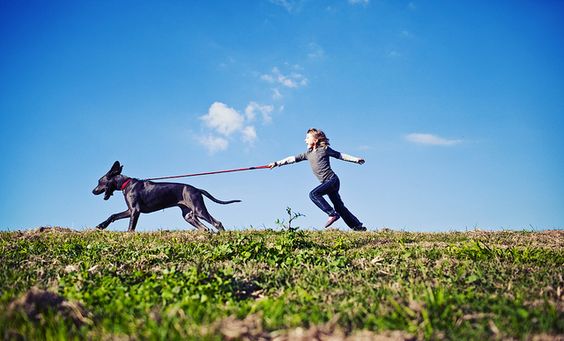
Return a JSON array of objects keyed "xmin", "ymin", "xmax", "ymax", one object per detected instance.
[{"xmin": 92, "ymin": 161, "xmax": 123, "ymax": 200}]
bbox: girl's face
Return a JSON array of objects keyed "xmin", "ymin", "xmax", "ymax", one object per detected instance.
[{"xmin": 305, "ymin": 133, "xmax": 317, "ymax": 149}]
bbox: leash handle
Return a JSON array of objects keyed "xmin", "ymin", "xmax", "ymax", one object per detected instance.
[{"xmin": 145, "ymin": 165, "xmax": 270, "ymax": 181}]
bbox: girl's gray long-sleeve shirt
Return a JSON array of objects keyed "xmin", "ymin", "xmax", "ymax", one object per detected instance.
[{"xmin": 275, "ymin": 146, "xmax": 362, "ymax": 182}]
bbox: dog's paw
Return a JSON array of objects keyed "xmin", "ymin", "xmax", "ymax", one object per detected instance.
[{"xmin": 95, "ymin": 224, "xmax": 107, "ymax": 230}]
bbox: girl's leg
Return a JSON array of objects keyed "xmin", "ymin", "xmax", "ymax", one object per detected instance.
[
  {"xmin": 309, "ymin": 178, "xmax": 338, "ymax": 216},
  {"xmin": 328, "ymin": 190, "xmax": 363, "ymax": 229}
]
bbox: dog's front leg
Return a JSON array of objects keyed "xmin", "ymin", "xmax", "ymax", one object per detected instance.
[
  {"xmin": 97, "ymin": 210, "xmax": 131, "ymax": 230},
  {"xmin": 127, "ymin": 210, "xmax": 140, "ymax": 232}
]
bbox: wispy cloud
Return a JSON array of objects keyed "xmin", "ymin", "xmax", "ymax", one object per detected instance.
[
  {"xmin": 241, "ymin": 126, "xmax": 257, "ymax": 144},
  {"xmin": 218, "ymin": 56, "xmax": 236, "ymax": 69},
  {"xmin": 405, "ymin": 133, "xmax": 462, "ymax": 146},
  {"xmin": 272, "ymin": 88, "xmax": 283, "ymax": 100},
  {"xmin": 308, "ymin": 42, "xmax": 325, "ymax": 60},
  {"xmin": 400, "ymin": 30, "xmax": 413, "ymax": 38},
  {"xmin": 387, "ymin": 50, "xmax": 402, "ymax": 58},
  {"xmin": 261, "ymin": 66, "xmax": 308, "ymax": 89},
  {"xmin": 197, "ymin": 135, "xmax": 229, "ymax": 153},
  {"xmin": 245, "ymin": 101, "xmax": 274, "ymax": 124},
  {"xmin": 269, "ymin": 0, "xmax": 302, "ymax": 13},
  {"xmin": 349, "ymin": 0, "xmax": 370, "ymax": 6},
  {"xmin": 260, "ymin": 66, "xmax": 308, "ymax": 102}
]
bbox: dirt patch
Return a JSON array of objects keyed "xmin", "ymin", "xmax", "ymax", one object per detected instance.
[
  {"xmin": 7, "ymin": 287, "xmax": 92, "ymax": 327},
  {"xmin": 36, "ymin": 226, "xmax": 78, "ymax": 233},
  {"xmin": 216, "ymin": 314, "xmax": 416, "ymax": 341},
  {"xmin": 272, "ymin": 326, "xmax": 415, "ymax": 341},
  {"xmin": 529, "ymin": 334, "xmax": 564, "ymax": 341},
  {"xmin": 218, "ymin": 314, "xmax": 270, "ymax": 340}
]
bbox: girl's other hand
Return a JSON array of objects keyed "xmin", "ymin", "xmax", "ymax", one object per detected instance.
[
  {"xmin": 268, "ymin": 162, "xmax": 278, "ymax": 169},
  {"xmin": 358, "ymin": 159, "xmax": 365, "ymax": 165}
]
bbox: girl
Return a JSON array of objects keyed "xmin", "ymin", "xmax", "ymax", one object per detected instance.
[{"xmin": 268, "ymin": 128, "xmax": 367, "ymax": 231}]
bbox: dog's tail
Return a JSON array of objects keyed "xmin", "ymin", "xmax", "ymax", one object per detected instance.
[{"xmin": 200, "ymin": 189, "xmax": 241, "ymax": 205}]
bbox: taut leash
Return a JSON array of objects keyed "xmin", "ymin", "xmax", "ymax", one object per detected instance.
[{"xmin": 144, "ymin": 165, "xmax": 270, "ymax": 181}]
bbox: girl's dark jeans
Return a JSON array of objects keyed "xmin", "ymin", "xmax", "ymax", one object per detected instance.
[{"xmin": 309, "ymin": 176, "xmax": 362, "ymax": 229}]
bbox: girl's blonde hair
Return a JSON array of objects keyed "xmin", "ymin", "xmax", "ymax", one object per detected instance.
[{"xmin": 307, "ymin": 128, "xmax": 330, "ymax": 147}]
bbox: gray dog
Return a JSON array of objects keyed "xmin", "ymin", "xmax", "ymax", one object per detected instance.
[{"xmin": 92, "ymin": 161, "xmax": 240, "ymax": 232}]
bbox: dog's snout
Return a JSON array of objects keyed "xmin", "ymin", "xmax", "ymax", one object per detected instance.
[{"xmin": 93, "ymin": 187, "xmax": 103, "ymax": 195}]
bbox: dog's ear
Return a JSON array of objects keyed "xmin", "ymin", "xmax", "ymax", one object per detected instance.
[{"xmin": 109, "ymin": 161, "xmax": 123, "ymax": 176}]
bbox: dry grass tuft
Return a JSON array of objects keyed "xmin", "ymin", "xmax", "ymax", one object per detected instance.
[{"xmin": 7, "ymin": 287, "xmax": 92, "ymax": 327}]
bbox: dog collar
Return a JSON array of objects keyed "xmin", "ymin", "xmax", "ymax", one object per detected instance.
[{"xmin": 120, "ymin": 178, "xmax": 132, "ymax": 191}]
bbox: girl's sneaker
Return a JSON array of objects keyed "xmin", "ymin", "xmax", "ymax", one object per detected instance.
[{"xmin": 325, "ymin": 214, "xmax": 340, "ymax": 228}]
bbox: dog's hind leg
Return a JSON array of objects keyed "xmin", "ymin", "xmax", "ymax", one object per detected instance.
[
  {"xmin": 97, "ymin": 210, "xmax": 131, "ymax": 230},
  {"xmin": 189, "ymin": 195, "xmax": 226, "ymax": 232},
  {"xmin": 180, "ymin": 206, "xmax": 210, "ymax": 232},
  {"xmin": 189, "ymin": 216, "xmax": 211, "ymax": 232},
  {"xmin": 198, "ymin": 210, "xmax": 225, "ymax": 232}
]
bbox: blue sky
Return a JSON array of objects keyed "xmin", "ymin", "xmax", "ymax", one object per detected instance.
[{"xmin": 1, "ymin": 0, "xmax": 563, "ymax": 232}]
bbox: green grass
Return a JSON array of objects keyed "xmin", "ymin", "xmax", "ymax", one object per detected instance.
[{"xmin": 1, "ymin": 228, "xmax": 562, "ymax": 340}]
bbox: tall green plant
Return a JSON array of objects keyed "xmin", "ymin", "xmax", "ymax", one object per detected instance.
[{"xmin": 275, "ymin": 207, "xmax": 305, "ymax": 232}]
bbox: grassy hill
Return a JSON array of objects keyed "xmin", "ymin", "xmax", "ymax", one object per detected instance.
[{"xmin": 1, "ymin": 228, "xmax": 562, "ymax": 340}]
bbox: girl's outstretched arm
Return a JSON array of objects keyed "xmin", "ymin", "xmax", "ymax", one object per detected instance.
[
  {"xmin": 268, "ymin": 153, "xmax": 307, "ymax": 168},
  {"xmin": 328, "ymin": 148, "xmax": 365, "ymax": 164},
  {"xmin": 268, "ymin": 156, "xmax": 295, "ymax": 168},
  {"xmin": 340, "ymin": 153, "xmax": 365, "ymax": 164}
]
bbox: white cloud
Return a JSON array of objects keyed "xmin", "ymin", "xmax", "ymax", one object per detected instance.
[
  {"xmin": 198, "ymin": 101, "xmax": 272, "ymax": 152},
  {"xmin": 326, "ymin": 5, "xmax": 338, "ymax": 13},
  {"xmin": 200, "ymin": 102, "xmax": 244, "ymax": 136},
  {"xmin": 198, "ymin": 135, "xmax": 229, "ymax": 153},
  {"xmin": 269, "ymin": 0, "xmax": 300, "ymax": 13},
  {"xmin": 401, "ymin": 30, "xmax": 412, "ymax": 38},
  {"xmin": 260, "ymin": 74, "xmax": 274, "ymax": 83},
  {"xmin": 260, "ymin": 66, "xmax": 307, "ymax": 102},
  {"xmin": 241, "ymin": 126, "xmax": 257, "ymax": 143},
  {"xmin": 218, "ymin": 56, "xmax": 236, "ymax": 69},
  {"xmin": 349, "ymin": 0, "xmax": 370, "ymax": 6},
  {"xmin": 245, "ymin": 101, "xmax": 274, "ymax": 124},
  {"xmin": 408, "ymin": 2, "xmax": 417, "ymax": 10},
  {"xmin": 261, "ymin": 67, "xmax": 308, "ymax": 89},
  {"xmin": 405, "ymin": 133, "xmax": 462, "ymax": 146},
  {"xmin": 272, "ymin": 88, "xmax": 283, "ymax": 100}
]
